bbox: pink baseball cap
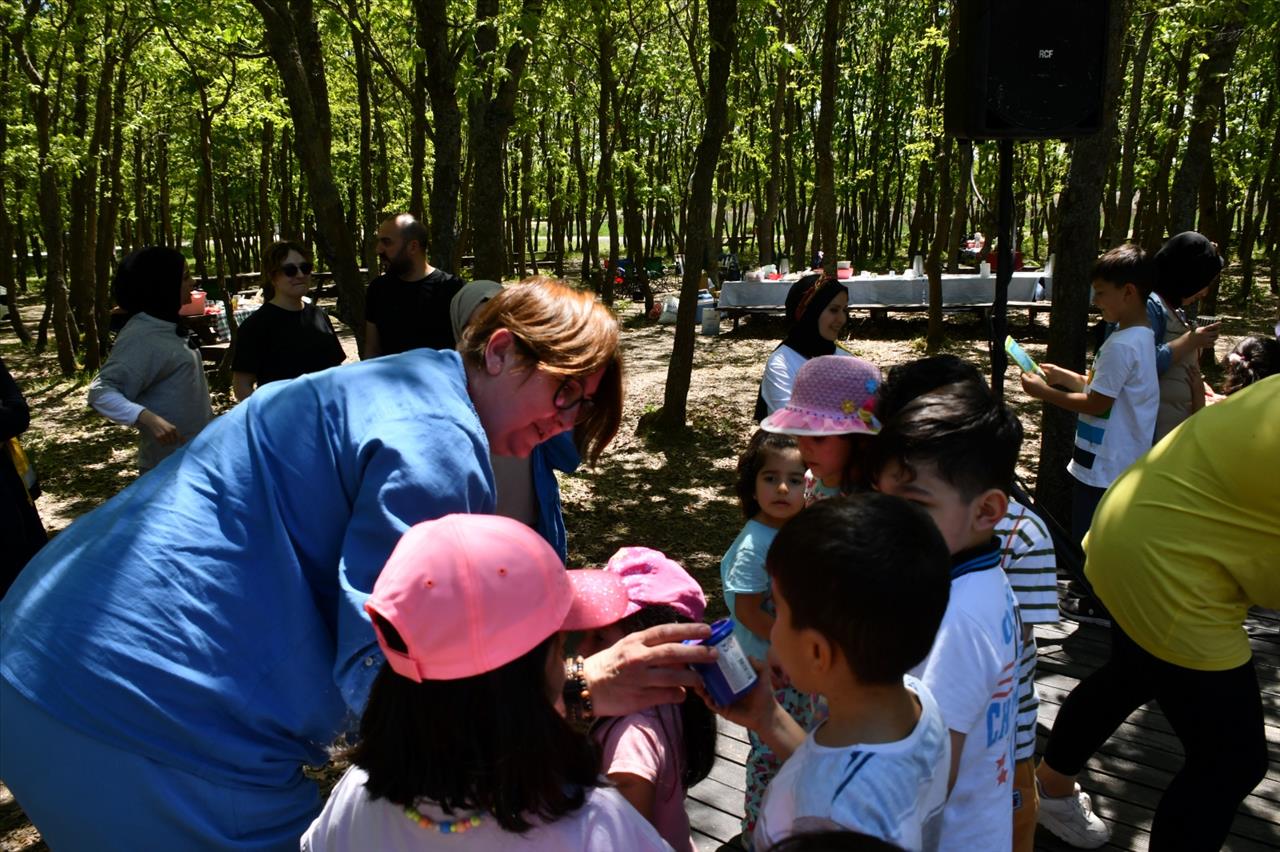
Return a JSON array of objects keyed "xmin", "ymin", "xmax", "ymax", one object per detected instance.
[
  {"xmin": 366, "ymin": 515, "xmax": 629, "ymax": 682},
  {"xmin": 603, "ymin": 546, "xmax": 706, "ymax": 622}
]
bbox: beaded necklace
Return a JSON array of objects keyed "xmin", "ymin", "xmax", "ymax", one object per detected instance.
[{"xmin": 403, "ymin": 804, "xmax": 484, "ymax": 834}]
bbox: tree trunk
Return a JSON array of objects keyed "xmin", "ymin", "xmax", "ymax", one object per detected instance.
[
  {"xmin": 1110, "ymin": 10, "xmax": 1155, "ymax": 245},
  {"xmin": 68, "ymin": 11, "xmax": 96, "ymax": 362},
  {"xmin": 96, "ymin": 33, "xmax": 131, "ymax": 351},
  {"xmin": 1237, "ymin": 99, "xmax": 1279, "ymax": 308},
  {"xmin": 0, "ymin": 42, "xmax": 31, "ymax": 343},
  {"xmin": 947, "ymin": 141, "xmax": 973, "ymax": 272},
  {"xmin": 258, "ymin": 109, "xmax": 275, "ymax": 261},
  {"xmin": 10, "ymin": 24, "xmax": 77, "ymax": 374},
  {"xmin": 408, "ymin": 20, "xmax": 427, "ymax": 222},
  {"xmin": 812, "ymin": 0, "xmax": 842, "ymax": 278},
  {"xmin": 416, "ymin": 0, "xmax": 463, "ymax": 271},
  {"xmin": 759, "ymin": 41, "xmax": 785, "ymax": 266},
  {"xmin": 1168, "ymin": 8, "xmax": 1246, "ymax": 234},
  {"xmin": 468, "ymin": 0, "xmax": 545, "ymax": 282},
  {"xmin": 658, "ymin": 0, "xmax": 736, "ymax": 429},
  {"xmin": 1145, "ymin": 40, "xmax": 1194, "ymax": 247},
  {"xmin": 347, "ymin": 4, "xmax": 376, "ymax": 271},
  {"xmin": 926, "ymin": 135, "xmax": 954, "ymax": 353},
  {"xmin": 595, "ymin": 9, "xmax": 619, "ymax": 302},
  {"xmin": 1035, "ymin": 0, "xmax": 1130, "ymax": 527},
  {"xmin": 251, "ymin": 0, "xmax": 365, "ymax": 346}
]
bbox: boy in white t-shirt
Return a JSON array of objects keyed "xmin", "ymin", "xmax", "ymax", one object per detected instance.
[
  {"xmin": 875, "ymin": 382, "xmax": 1024, "ymax": 852},
  {"xmin": 708, "ymin": 494, "xmax": 953, "ymax": 852},
  {"xmin": 875, "ymin": 355, "xmax": 1061, "ymax": 852},
  {"xmin": 1019, "ymin": 243, "xmax": 1158, "ymax": 544}
]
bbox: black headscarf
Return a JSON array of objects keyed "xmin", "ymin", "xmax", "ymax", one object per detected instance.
[
  {"xmin": 780, "ymin": 276, "xmax": 846, "ymax": 358},
  {"xmin": 1153, "ymin": 231, "xmax": 1223, "ymax": 304},
  {"xmin": 114, "ymin": 247, "xmax": 187, "ymax": 325},
  {"xmin": 753, "ymin": 275, "xmax": 846, "ymax": 421},
  {"xmin": 113, "ymin": 246, "xmax": 190, "ymax": 338}
]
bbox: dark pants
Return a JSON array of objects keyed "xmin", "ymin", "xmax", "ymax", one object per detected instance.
[
  {"xmin": 1066, "ymin": 480, "xmax": 1107, "ymax": 599},
  {"xmin": 1070, "ymin": 479, "xmax": 1107, "ymax": 548},
  {"xmin": 1041, "ymin": 623, "xmax": 1267, "ymax": 851}
]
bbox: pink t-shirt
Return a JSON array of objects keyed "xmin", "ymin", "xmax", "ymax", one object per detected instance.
[{"xmin": 593, "ymin": 705, "xmax": 695, "ymax": 852}]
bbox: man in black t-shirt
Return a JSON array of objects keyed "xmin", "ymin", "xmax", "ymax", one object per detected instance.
[{"xmin": 363, "ymin": 214, "xmax": 465, "ymax": 357}]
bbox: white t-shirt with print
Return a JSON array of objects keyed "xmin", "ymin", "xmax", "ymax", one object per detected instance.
[
  {"xmin": 752, "ymin": 675, "xmax": 950, "ymax": 852},
  {"xmin": 1067, "ymin": 325, "xmax": 1157, "ymax": 487},
  {"xmin": 302, "ymin": 766, "xmax": 671, "ymax": 852},
  {"xmin": 910, "ymin": 568, "xmax": 1021, "ymax": 852}
]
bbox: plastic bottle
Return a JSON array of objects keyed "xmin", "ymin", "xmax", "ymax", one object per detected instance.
[{"xmin": 684, "ymin": 618, "xmax": 759, "ymax": 705}]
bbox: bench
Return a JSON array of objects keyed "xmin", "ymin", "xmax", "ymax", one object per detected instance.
[
  {"xmin": 457, "ymin": 251, "xmax": 561, "ymax": 272},
  {"xmin": 199, "ymin": 342, "xmax": 230, "ymax": 364},
  {"xmin": 717, "ymin": 300, "xmax": 1052, "ymax": 331}
]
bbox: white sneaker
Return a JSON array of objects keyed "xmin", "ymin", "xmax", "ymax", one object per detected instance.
[{"xmin": 1037, "ymin": 780, "xmax": 1111, "ymax": 848}]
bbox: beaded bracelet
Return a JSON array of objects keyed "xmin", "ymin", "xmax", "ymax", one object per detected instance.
[{"xmin": 562, "ymin": 655, "xmax": 593, "ymax": 723}]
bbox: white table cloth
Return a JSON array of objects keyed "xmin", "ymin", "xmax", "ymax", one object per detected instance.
[{"xmin": 718, "ymin": 270, "xmax": 1049, "ymax": 309}]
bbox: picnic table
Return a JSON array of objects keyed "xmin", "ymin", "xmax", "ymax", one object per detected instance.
[
  {"xmin": 718, "ymin": 269, "xmax": 1049, "ymax": 309},
  {"xmin": 186, "ymin": 302, "xmax": 261, "ymax": 344},
  {"xmin": 716, "ymin": 270, "xmax": 1052, "ymax": 330}
]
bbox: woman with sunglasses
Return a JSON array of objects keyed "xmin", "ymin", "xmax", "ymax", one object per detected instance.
[
  {"xmin": 1, "ymin": 278, "xmax": 717, "ymax": 852},
  {"xmin": 231, "ymin": 241, "xmax": 346, "ymax": 401}
]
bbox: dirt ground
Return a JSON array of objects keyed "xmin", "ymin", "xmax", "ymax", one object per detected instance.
[{"xmin": 1, "ymin": 275, "xmax": 1274, "ymax": 849}]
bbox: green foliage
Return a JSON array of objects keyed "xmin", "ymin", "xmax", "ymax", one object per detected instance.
[{"xmin": 0, "ymin": 0, "xmax": 1275, "ymax": 288}]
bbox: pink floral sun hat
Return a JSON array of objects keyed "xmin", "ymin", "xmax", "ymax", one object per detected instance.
[{"xmin": 760, "ymin": 354, "xmax": 882, "ymax": 436}]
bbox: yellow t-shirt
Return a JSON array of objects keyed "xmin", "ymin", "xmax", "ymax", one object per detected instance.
[{"xmin": 1085, "ymin": 374, "xmax": 1280, "ymax": 671}]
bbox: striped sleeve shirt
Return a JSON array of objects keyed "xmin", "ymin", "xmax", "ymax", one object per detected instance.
[{"xmin": 997, "ymin": 498, "xmax": 1060, "ymax": 761}]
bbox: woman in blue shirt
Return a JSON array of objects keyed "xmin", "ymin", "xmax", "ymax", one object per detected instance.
[{"xmin": 0, "ymin": 279, "xmax": 713, "ymax": 851}]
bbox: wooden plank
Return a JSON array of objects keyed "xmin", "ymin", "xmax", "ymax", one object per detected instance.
[
  {"xmin": 1035, "ymin": 668, "xmax": 1280, "ymax": 752},
  {"xmin": 685, "ymin": 797, "xmax": 744, "ymax": 845},
  {"xmin": 1035, "ymin": 622, "xmax": 1280, "ymax": 678},
  {"xmin": 689, "ymin": 773, "xmax": 748, "ymax": 819},
  {"xmin": 1036, "ymin": 693, "xmax": 1280, "ymax": 786},
  {"xmin": 688, "ymin": 617, "xmax": 1280, "ymax": 850},
  {"xmin": 1034, "ymin": 743, "xmax": 1280, "ymax": 846},
  {"xmin": 1034, "ymin": 635, "xmax": 1280, "ymax": 702}
]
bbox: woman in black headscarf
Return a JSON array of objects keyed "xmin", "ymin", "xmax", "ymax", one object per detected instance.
[{"xmin": 753, "ymin": 275, "xmax": 850, "ymax": 421}]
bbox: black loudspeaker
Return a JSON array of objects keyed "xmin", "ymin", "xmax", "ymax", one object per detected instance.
[{"xmin": 946, "ymin": 0, "xmax": 1110, "ymax": 139}]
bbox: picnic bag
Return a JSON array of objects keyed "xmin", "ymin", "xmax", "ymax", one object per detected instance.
[{"xmin": 7, "ymin": 437, "xmax": 40, "ymax": 502}]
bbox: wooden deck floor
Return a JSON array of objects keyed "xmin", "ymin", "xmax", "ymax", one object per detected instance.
[{"xmin": 687, "ymin": 612, "xmax": 1280, "ymax": 851}]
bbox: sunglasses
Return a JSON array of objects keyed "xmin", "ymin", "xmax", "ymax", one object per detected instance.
[
  {"xmin": 553, "ymin": 377, "xmax": 597, "ymax": 422},
  {"xmin": 280, "ymin": 262, "xmax": 313, "ymax": 278}
]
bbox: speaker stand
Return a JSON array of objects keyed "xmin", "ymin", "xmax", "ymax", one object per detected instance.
[{"xmin": 990, "ymin": 138, "xmax": 1014, "ymax": 401}]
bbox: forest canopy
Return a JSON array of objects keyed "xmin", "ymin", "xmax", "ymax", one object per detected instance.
[{"xmin": 2, "ymin": 0, "xmax": 1276, "ymax": 373}]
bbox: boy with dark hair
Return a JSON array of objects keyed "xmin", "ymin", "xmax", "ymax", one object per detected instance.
[
  {"xmin": 712, "ymin": 494, "xmax": 953, "ymax": 852},
  {"xmin": 873, "ymin": 382, "xmax": 1023, "ymax": 852},
  {"xmin": 1020, "ymin": 244, "xmax": 1158, "ymax": 550},
  {"xmin": 877, "ymin": 356, "xmax": 1060, "ymax": 852}
]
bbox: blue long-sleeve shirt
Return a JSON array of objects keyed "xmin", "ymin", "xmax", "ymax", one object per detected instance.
[
  {"xmin": 1106, "ymin": 293, "xmax": 1173, "ymax": 375},
  {"xmin": 531, "ymin": 431, "xmax": 580, "ymax": 561},
  {"xmin": 0, "ymin": 350, "xmax": 494, "ymax": 787}
]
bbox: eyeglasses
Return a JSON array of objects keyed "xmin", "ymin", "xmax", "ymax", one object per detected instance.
[
  {"xmin": 280, "ymin": 262, "xmax": 313, "ymax": 278},
  {"xmin": 553, "ymin": 377, "xmax": 596, "ymax": 422}
]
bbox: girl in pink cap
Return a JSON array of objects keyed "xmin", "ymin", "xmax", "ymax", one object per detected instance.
[
  {"xmin": 303, "ymin": 515, "xmax": 670, "ymax": 851},
  {"xmin": 759, "ymin": 353, "xmax": 882, "ymax": 504},
  {"xmin": 577, "ymin": 547, "xmax": 718, "ymax": 852}
]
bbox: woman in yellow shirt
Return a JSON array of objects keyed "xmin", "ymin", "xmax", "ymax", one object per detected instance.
[{"xmin": 1034, "ymin": 375, "xmax": 1279, "ymax": 851}]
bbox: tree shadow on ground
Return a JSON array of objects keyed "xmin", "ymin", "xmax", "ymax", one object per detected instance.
[{"xmin": 567, "ymin": 413, "xmax": 745, "ymax": 620}]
